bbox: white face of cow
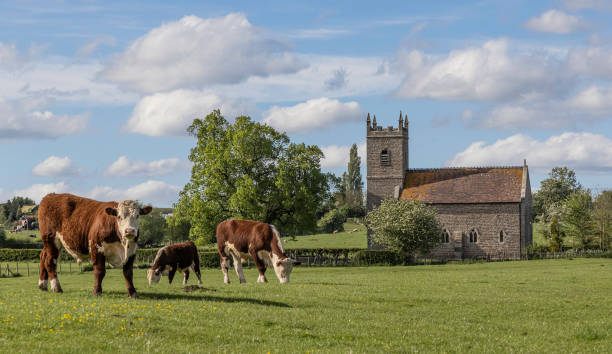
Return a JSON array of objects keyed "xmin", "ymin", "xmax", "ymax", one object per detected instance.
[
  {"xmin": 272, "ymin": 258, "xmax": 299, "ymax": 283},
  {"xmin": 147, "ymin": 268, "xmax": 162, "ymax": 285},
  {"xmin": 106, "ymin": 200, "xmax": 152, "ymax": 240}
]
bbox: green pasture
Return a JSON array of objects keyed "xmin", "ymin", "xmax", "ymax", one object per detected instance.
[
  {"xmin": 2, "ymin": 259, "xmax": 612, "ymax": 353},
  {"xmin": 198, "ymin": 220, "xmax": 368, "ymax": 250}
]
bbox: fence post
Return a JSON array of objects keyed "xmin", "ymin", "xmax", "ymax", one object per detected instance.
[
  {"xmin": 16, "ymin": 262, "xmax": 18, "ymax": 274},
  {"xmin": 27, "ymin": 263, "xmax": 30, "ymax": 277}
]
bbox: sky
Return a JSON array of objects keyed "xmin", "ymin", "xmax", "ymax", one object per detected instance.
[{"xmin": 1, "ymin": 0, "xmax": 612, "ymax": 207}]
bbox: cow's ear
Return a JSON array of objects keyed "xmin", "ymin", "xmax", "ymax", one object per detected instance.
[
  {"xmin": 140, "ymin": 206, "xmax": 153, "ymax": 215},
  {"xmin": 105, "ymin": 207, "xmax": 117, "ymax": 216}
]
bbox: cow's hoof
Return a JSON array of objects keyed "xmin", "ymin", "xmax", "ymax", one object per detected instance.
[
  {"xmin": 93, "ymin": 289, "xmax": 102, "ymax": 296},
  {"xmin": 52, "ymin": 286, "xmax": 63, "ymax": 293},
  {"xmin": 128, "ymin": 291, "xmax": 138, "ymax": 299},
  {"xmin": 38, "ymin": 285, "xmax": 48, "ymax": 291}
]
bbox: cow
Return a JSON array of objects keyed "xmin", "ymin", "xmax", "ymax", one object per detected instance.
[
  {"xmin": 147, "ymin": 241, "xmax": 203, "ymax": 286},
  {"xmin": 37, "ymin": 193, "xmax": 152, "ymax": 297},
  {"xmin": 216, "ymin": 219, "xmax": 300, "ymax": 284}
]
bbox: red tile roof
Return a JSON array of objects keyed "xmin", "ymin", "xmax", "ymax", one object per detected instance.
[{"xmin": 401, "ymin": 167, "xmax": 524, "ymax": 203}]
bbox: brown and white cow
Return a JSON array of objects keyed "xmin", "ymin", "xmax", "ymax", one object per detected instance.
[
  {"xmin": 147, "ymin": 241, "xmax": 202, "ymax": 286},
  {"xmin": 216, "ymin": 219, "xmax": 300, "ymax": 284},
  {"xmin": 37, "ymin": 193, "xmax": 152, "ymax": 297}
]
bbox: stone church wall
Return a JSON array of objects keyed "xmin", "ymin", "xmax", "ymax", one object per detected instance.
[{"xmin": 429, "ymin": 203, "xmax": 522, "ymax": 260}]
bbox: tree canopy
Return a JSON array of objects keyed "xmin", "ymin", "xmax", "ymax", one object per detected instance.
[
  {"xmin": 174, "ymin": 110, "xmax": 330, "ymax": 243},
  {"xmin": 533, "ymin": 167, "xmax": 582, "ymax": 220}
]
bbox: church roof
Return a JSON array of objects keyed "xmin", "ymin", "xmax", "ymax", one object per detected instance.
[{"xmin": 400, "ymin": 167, "xmax": 526, "ymax": 204}]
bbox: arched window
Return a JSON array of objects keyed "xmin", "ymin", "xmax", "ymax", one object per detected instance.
[
  {"xmin": 441, "ymin": 229, "xmax": 450, "ymax": 243},
  {"xmin": 469, "ymin": 229, "xmax": 478, "ymax": 243},
  {"xmin": 380, "ymin": 149, "xmax": 390, "ymax": 166},
  {"xmin": 499, "ymin": 230, "xmax": 506, "ymax": 243}
]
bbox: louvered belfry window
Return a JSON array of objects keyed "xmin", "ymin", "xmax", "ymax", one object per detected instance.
[{"xmin": 380, "ymin": 149, "xmax": 390, "ymax": 166}]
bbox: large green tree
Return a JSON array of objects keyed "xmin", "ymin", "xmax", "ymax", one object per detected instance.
[
  {"xmin": 343, "ymin": 143, "xmax": 363, "ymax": 207},
  {"xmin": 0, "ymin": 196, "xmax": 35, "ymax": 225},
  {"xmin": 593, "ymin": 190, "xmax": 612, "ymax": 250},
  {"xmin": 533, "ymin": 167, "xmax": 582, "ymax": 220},
  {"xmin": 138, "ymin": 209, "xmax": 167, "ymax": 247},
  {"xmin": 366, "ymin": 200, "xmax": 442, "ymax": 256},
  {"xmin": 175, "ymin": 110, "xmax": 330, "ymax": 243},
  {"xmin": 563, "ymin": 190, "xmax": 596, "ymax": 249}
]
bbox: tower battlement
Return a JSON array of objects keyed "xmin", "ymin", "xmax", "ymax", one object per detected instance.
[
  {"xmin": 366, "ymin": 112, "xmax": 409, "ymax": 216},
  {"xmin": 366, "ymin": 112, "xmax": 409, "ymax": 133}
]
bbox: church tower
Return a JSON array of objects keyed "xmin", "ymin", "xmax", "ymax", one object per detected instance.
[{"xmin": 366, "ymin": 112, "xmax": 409, "ymax": 211}]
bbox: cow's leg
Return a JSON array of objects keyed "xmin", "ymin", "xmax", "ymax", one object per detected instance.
[
  {"xmin": 44, "ymin": 239, "xmax": 62, "ymax": 293},
  {"xmin": 122, "ymin": 254, "xmax": 138, "ymax": 298},
  {"xmin": 220, "ymin": 255, "xmax": 230, "ymax": 284},
  {"xmin": 231, "ymin": 254, "xmax": 246, "ymax": 283},
  {"xmin": 38, "ymin": 249, "xmax": 49, "ymax": 291},
  {"xmin": 168, "ymin": 268, "xmax": 177, "ymax": 284},
  {"xmin": 92, "ymin": 253, "xmax": 106, "ymax": 296},
  {"xmin": 192, "ymin": 265, "xmax": 203, "ymax": 285},
  {"xmin": 250, "ymin": 250, "xmax": 268, "ymax": 283},
  {"xmin": 183, "ymin": 269, "xmax": 189, "ymax": 285}
]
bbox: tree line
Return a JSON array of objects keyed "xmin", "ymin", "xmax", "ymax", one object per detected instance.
[{"xmin": 532, "ymin": 167, "xmax": 612, "ymax": 251}]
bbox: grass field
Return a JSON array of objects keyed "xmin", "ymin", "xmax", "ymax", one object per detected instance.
[
  {"xmin": 2, "ymin": 258, "xmax": 612, "ymax": 352},
  {"xmin": 199, "ymin": 220, "xmax": 368, "ymax": 250}
]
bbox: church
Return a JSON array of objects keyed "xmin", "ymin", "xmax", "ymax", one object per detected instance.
[{"xmin": 366, "ymin": 113, "xmax": 532, "ymax": 260}]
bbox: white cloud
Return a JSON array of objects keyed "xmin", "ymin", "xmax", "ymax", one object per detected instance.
[
  {"xmin": 262, "ymin": 98, "xmax": 363, "ymax": 134},
  {"xmin": 289, "ymin": 28, "xmax": 351, "ymax": 39},
  {"xmin": 87, "ymin": 180, "xmax": 181, "ymax": 207},
  {"xmin": 104, "ymin": 156, "xmax": 190, "ymax": 177},
  {"xmin": 125, "ymin": 89, "xmax": 251, "ymax": 136},
  {"xmin": 564, "ymin": 0, "xmax": 612, "ymax": 10},
  {"xmin": 0, "ymin": 41, "xmax": 137, "ymax": 105},
  {"xmin": 393, "ymin": 38, "xmax": 567, "ymax": 102},
  {"xmin": 568, "ymin": 86, "xmax": 612, "ymax": 113},
  {"xmin": 325, "ymin": 67, "xmax": 348, "ymax": 90},
  {"xmin": 14, "ymin": 182, "xmax": 69, "ymax": 204},
  {"xmin": 448, "ymin": 132, "xmax": 612, "ymax": 173},
  {"xmin": 0, "ymin": 42, "xmax": 19, "ymax": 68},
  {"xmin": 32, "ymin": 156, "xmax": 80, "ymax": 177},
  {"xmin": 525, "ymin": 10, "xmax": 585, "ymax": 34},
  {"xmin": 100, "ymin": 13, "xmax": 306, "ymax": 93},
  {"xmin": 567, "ymin": 46, "xmax": 612, "ymax": 79},
  {"xmin": 0, "ymin": 96, "xmax": 88, "ymax": 140},
  {"xmin": 76, "ymin": 35, "xmax": 116, "ymax": 57},
  {"xmin": 211, "ymin": 54, "xmax": 398, "ymax": 103},
  {"xmin": 320, "ymin": 142, "xmax": 365, "ymax": 169}
]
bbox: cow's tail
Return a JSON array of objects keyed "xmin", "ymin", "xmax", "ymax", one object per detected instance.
[
  {"xmin": 270, "ymin": 224, "xmax": 285, "ymax": 255},
  {"xmin": 192, "ymin": 244, "xmax": 201, "ymax": 270}
]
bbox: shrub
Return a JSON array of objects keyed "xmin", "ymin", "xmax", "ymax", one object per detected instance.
[
  {"xmin": 366, "ymin": 200, "xmax": 442, "ymax": 255},
  {"xmin": 317, "ymin": 207, "xmax": 348, "ymax": 233},
  {"xmin": 353, "ymin": 250, "xmax": 405, "ymax": 265}
]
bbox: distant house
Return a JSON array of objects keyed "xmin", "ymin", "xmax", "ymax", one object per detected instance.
[{"xmin": 366, "ymin": 113, "xmax": 532, "ymax": 260}]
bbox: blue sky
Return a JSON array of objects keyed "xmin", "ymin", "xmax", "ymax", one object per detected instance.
[{"xmin": 1, "ymin": 0, "xmax": 612, "ymax": 206}]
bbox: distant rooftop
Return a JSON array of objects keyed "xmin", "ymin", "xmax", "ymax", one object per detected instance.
[{"xmin": 401, "ymin": 167, "xmax": 526, "ymax": 204}]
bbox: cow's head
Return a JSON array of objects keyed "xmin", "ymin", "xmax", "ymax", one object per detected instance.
[
  {"xmin": 106, "ymin": 200, "xmax": 152, "ymax": 241},
  {"xmin": 147, "ymin": 268, "xmax": 162, "ymax": 285},
  {"xmin": 272, "ymin": 257, "xmax": 301, "ymax": 283}
]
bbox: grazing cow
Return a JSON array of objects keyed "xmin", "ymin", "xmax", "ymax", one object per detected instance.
[
  {"xmin": 37, "ymin": 193, "xmax": 152, "ymax": 297},
  {"xmin": 147, "ymin": 241, "xmax": 202, "ymax": 286},
  {"xmin": 216, "ymin": 219, "xmax": 300, "ymax": 284}
]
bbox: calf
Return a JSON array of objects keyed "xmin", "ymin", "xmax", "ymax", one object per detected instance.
[
  {"xmin": 216, "ymin": 219, "xmax": 300, "ymax": 284},
  {"xmin": 38, "ymin": 193, "xmax": 152, "ymax": 297},
  {"xmin": 147, "ymin": 241, "xmax": 203, "ymax": 285}
]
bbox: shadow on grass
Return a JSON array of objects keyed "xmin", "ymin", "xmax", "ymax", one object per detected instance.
[{"xmin": 103, "ymin": 290, "xmax": 292, "ymax": 308}]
